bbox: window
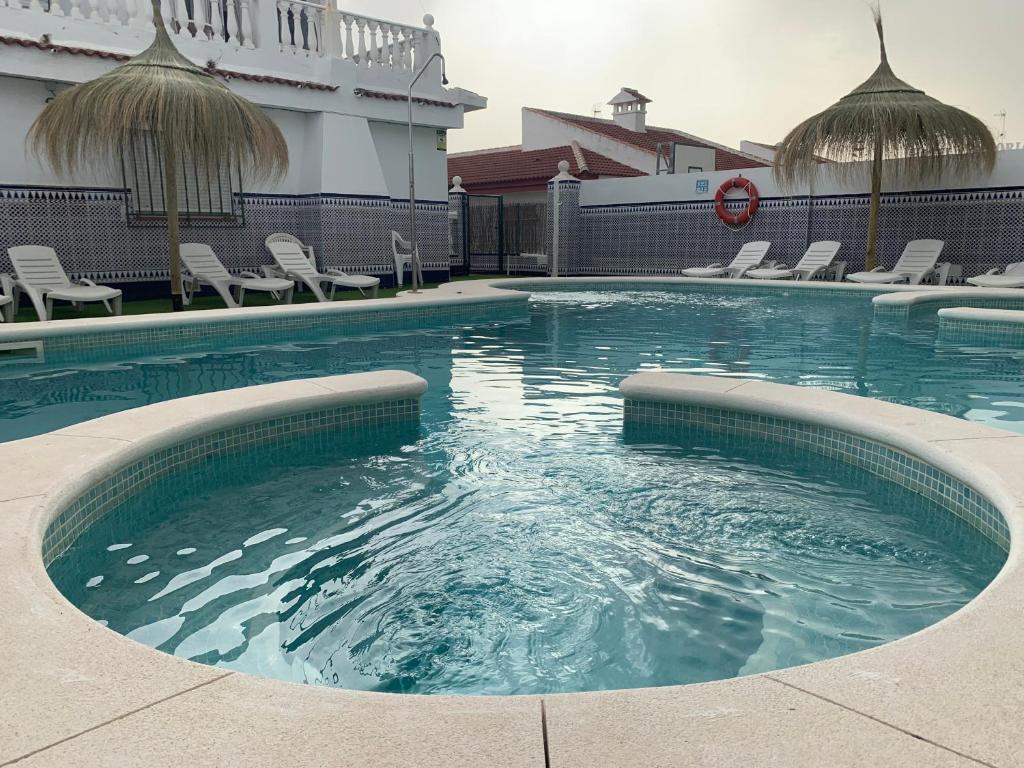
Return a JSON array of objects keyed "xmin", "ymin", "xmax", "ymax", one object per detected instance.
[{"xmin": 121, "ymin": 131, "xmax": 245, "ymax": 226}]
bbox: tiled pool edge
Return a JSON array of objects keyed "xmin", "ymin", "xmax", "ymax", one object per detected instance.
[
  {"xmin": 3, "ymin": 376, "xmax": 1024, "ymax": 764},
  {"xmin": 622, "ymin": 397, "xmax": 1008, "ymax": 551},
  {"xmin": 872, "ymin": 287, "xmax": 1024, "ymax": 318},
  {"xmin": 0, "ymin": 285, "xmax": 529, "ymax": 363},
  {"xmin": 938, "ymin": 306, "xmax": 1024, "ymax": 347},
  {"xmin": 41, "ymin": 393, "xmax": 423, "ymax": 567}
]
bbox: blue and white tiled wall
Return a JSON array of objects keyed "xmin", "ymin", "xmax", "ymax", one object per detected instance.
[
  {"xmin": 545, "ymin": 180, "xmax": 581, "ymax": 273},
  {"xmin": 564, "ymin": 187, "xmax": 1024, "ymax": 276},
  {"xmin": 0, "ymin": 186, "xmax": 450, "ymax": 284}
]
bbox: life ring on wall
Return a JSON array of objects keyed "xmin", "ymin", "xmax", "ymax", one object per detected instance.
[{"xmin": 714, "ymin": 176, "xmax": 760, "ymax": 226}]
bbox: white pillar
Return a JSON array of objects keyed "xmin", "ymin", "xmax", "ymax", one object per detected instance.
[{"xmin": 549, "ymin": 160, "xmax": 577, "ymax": 278}]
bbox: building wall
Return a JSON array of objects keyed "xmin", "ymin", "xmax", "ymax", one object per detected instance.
[
  {"xmin": 544, "ymin": 151, "xmax": 1024, "ymax": 277},
  {"xmin": 369, "ymin": 121, "xmax": 449, "ymax": 203},
  {"xmin": 0, "ymin": 77, "xmax": 453, "ymax": 285}
]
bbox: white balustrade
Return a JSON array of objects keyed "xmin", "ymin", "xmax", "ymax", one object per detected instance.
[
  {"xmin": 1, "ymin": 0, "xmax": 442, "ymax": 79},
  {"xmin": 331, "ymin": 10, "xmax": 428, "ymax": 71}
]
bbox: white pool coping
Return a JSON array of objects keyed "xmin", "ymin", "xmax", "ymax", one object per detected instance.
[
  {"xmin": 872, "ymin": 286, "xmax": 1024, "ymax": 312},
  {"xmin": 3, "ymin": 368, "xmax": 1024, "ymax": 766},
  {"xmin": 938, "ymin": 306, "xmax": 1024, "ymax": 325}
]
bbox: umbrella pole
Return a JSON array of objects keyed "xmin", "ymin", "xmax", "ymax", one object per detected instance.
[
  {"xmin": 163, "ymin": 139, "xmax": 184, "ymax": 312},
  {"xmin": 865, "ymin": 134, "xmax": 883, "ymax": 271}
]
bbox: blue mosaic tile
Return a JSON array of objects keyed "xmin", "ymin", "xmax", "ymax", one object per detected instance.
[
  {"xmin": 623, "ymin": 399, "xmax": 1010, "ymax": 552},
  {"xmin": 41, "ymin": 396, "xmax": 422, "ymax": 565}
]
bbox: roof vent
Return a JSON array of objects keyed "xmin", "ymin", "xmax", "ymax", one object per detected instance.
[{"xmin": 607, "ymin": 87, "xmax": 651, "ymax": 133}]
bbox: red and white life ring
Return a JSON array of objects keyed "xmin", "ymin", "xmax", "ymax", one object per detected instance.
[{"xmin": 713, "ymin": 176, "xmax": 760, "ymax": 226}]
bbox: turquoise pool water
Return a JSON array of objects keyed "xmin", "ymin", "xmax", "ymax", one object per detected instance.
[{"xmin": 13, "ymin": 285, "xmax": 1019, "ymax": 693}]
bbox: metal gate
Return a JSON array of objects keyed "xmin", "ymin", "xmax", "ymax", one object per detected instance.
[{"xmin": 464, "ymin": 194, "xmax": 504, "ymax": 274}]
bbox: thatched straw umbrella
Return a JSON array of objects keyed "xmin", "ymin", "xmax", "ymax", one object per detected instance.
[
  {"xmin": 773, "ymin": 7, "xmax": 995, "ymax": 270},
  {"xmin": 28, "ymin": 0, "xmax": 288, "ymax": 310}
]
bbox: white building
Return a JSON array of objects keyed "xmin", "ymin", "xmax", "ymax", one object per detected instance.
[
  {"xmin": 450, "ymin": 87, "xmax": 768, "ymax": 204},
  {"xmin": 0, "ymin": 1, "xmax": 486, "ymax": 288}
]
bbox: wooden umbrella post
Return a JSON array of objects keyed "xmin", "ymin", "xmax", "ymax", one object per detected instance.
[
  {"xmin": 163, "ymin": 138, "xmax": 183, "ymax": 312},
  {"xmin": 865, "ymin": 134, "xmax": 883, "ymax": 272}
]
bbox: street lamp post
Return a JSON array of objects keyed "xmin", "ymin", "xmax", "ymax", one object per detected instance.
[{"xmin": 407, "ymin": 48, "xmax": 447, "ymax": 293}]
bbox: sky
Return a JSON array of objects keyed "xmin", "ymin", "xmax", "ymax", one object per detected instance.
[{"xmin": 341, "ymin": 0, "xmax": 1024, "ymax": 155}]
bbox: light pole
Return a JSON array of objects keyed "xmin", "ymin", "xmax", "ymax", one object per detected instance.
[{"xmin": 407, "ymin": 49, "xmax": 447, "ymax": 293}]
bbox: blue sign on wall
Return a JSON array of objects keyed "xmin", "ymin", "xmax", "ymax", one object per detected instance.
[{"xmin": 695, "ymin": 179, "xmax": 709, "ymax": 194}]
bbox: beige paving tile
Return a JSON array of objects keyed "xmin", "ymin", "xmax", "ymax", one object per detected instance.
[
  {"xmin": 733, "ymin": 379, "xmax": 1017, "ymax": 442},
  {"xmin": 0, "ymin": 434, "xmax": 130, "ymax": 502},
  {"xmin": 0, "ymin": 497, "xmax": 223, "ymax": 762},
  {"xmin": 544, "ymin": 675, "xmax": 978, "ymax": 768},
  {"xmin": 771, "ymin": 574, "xmax": 1024, "ymax": 768},
  {"xmin": 13, "ymin": 674, "xmax": 545, "ymax": 768}
]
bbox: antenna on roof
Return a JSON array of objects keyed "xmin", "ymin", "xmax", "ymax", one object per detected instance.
[
  {"xmin": 994, "ymin": 110, "xmax": 1007, "ymax": 143},
  {"xmin": 592, "ymin": 103, "xmax": 603, "ymax": 118}
]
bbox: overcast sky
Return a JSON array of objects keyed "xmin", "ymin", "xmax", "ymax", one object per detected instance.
[{"xmin": 341, "ymin": 0, "xmax": 1023, "ymax": 154}]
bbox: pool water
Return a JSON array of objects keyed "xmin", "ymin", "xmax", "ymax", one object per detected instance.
[
  {"xmin": 16, "ymin": 286, "xmax": 1019, "ymax": 694},
  {"xmin": 50, "ymin": 422, "xmax": 1002, "ymax": 695}
]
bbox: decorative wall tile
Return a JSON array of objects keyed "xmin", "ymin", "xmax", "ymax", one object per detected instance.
[
  {"xmin": 572, "ymin": 187, "xmax": 1024, "ymax": 276},
  {"xmin": 0, "ymin": 186, "xmax": 450, "ymax": 285}
]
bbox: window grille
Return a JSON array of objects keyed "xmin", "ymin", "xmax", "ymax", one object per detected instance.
[{"xmin": 121, "ymin": 131, "xmax": 245, "ymax": 227}]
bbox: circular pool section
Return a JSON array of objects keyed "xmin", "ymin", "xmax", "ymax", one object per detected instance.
[{"xmin": 49, "ymin": 415, "xmax": 1003, "ymax": 696}]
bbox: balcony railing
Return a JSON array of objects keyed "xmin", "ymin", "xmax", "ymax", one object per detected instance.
[{"xmin": 2, "ymin": 0, "xmax": 440, "ymax": 79}]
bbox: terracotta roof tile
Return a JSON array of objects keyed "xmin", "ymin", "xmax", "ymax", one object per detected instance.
[
  {"xmin": 0, "ymin": 35, "xmax": 338, "ymax": 91},
  {"xmin": 530, "ymin": 109, "xmax": 769, "ymax": 170},
  {"xmin": 448, "ymin": 144, "xmax": 644, "ymax": 188}
]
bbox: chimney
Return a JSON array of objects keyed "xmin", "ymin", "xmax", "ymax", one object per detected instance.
[{"xmin": 608, "ymin": 87, "xmax": 651, "ymax": 132}]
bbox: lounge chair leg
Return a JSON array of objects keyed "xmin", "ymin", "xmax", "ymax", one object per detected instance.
[
  {"xmin": 283, "ymin": 286, "xmax": 294, "ymax": 305},
  {"xmin": 113, "ymin": 295, "xmax": 123, "ymax": 316},
  {"xmin": 372, "ymin": 284, "xmax": 378, "ymax": 299},
  {"xmin": 45, "ymin": 296, "xmax": 54, "ymax": 321},
  {"xmin": 102, "ymin": 299, "xmax": 111, "ymax": 314}
]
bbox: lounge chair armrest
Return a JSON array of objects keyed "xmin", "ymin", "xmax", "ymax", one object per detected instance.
[
  {"xmin": 238, "ymin": 271, "xmax": 262, "ymax": 279},
  {"xmin": 706, "ymin": 263, "xmax": 724, "ymax": 269},
  {"xmin": 76, "ymin": 278, "xmax": 99, "ymax": 287},
  {"xmin": 870, "ymin": 266, "xmax": 886, "ymax": 272},
  {"xmin": 983, "ymin": 267, "xmax": 1000, "ymax": 275},
  {"xmin": 325, "ymin": 268, "xmax": 348, "ymax": 276},
  {"xmin": 261, "ymin": 265, "xmax": 285, "ymax": 279}
]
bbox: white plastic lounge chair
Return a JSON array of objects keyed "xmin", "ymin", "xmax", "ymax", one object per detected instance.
[
  {"xmin": 680, "ymin": 241, "xmax": 771, "ymax": 278},
  {"xmin": 180, "ymin": 244, "xmax": 294, "ymax": 308},
  {"xmin": 846, "ymin": 240, "xmax": 945, "ymax": 285},
  {"xmin": 265, "ymin": 240, "xmax": 379, "ymax": 301},
  {"xmin": 746, "ymin": 241, "xmax": 842, "ymax": 281},
  {"xmin": 0, "ymin": 274, "xmax": 14, "ymax": 323},
  {"xmin": 265, "ymin": 232, "xmax": 318, "ymax": 273},
  {"xmin": 967, "ymin": 262, "xmax": 1024, "ymax": 288},
  {"xmin": 7, "ymin": 246, "xmax": 122, "ymax": 321},
  {"xmin": 392, "ymin": 230, "xmax": 424, "ymax": 287}
]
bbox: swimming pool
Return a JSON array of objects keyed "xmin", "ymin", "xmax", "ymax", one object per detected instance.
[
  {"xmin": 4, "ymin": 284, "xmax": 1024, "ymax": 443},
  {"xmin": 8, "ymin": 284, "xmax": 1020, "ymax": 694}
]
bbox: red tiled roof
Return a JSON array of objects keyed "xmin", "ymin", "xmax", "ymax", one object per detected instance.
[
  {"xmin": 448, "ymin": 144, "xmax": 644, "ymax": 189},
  {"xmin": 0, "ymin": 35, "xmax": 338, "ymax": 91},
  {"xmin": 530, "ymin": 109, "xmax": 769, "ymax": 170}
]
